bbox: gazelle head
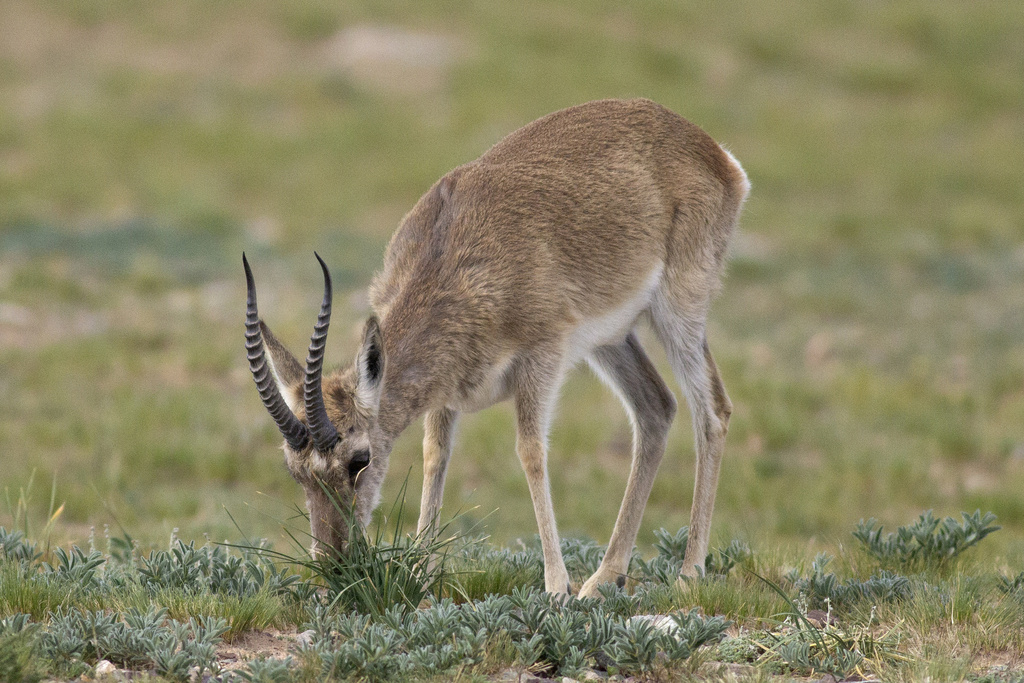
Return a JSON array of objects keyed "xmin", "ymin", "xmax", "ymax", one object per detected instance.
[{"xmin": 243, "ymin": 253, "xmax": 389, "ymax": 557}]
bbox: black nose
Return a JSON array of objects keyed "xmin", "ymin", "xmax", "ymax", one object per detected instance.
[{"xmin": 348, "ymin": 449, "xmax": 371, "ymax": 478}]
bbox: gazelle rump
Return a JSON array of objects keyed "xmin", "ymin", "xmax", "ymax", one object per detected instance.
[{"xmin": 244, "ymin": 98, "xmax": 749, "ymax": 596}]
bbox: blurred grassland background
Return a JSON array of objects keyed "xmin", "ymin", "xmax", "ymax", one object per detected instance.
[{"xmin": 1, "ymin": 0, "xmax": 1022, "ymax": 563}]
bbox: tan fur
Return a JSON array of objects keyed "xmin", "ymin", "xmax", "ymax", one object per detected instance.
[{"xmin": 253, "ymin": 99, "xmax": 748, "ymax": 594}]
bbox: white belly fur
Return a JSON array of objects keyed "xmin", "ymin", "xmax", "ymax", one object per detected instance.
[
  {"xmin": 565, "ymin": 264, "xmax": 664, "ymax": 365},
  {"xmin": 447, "ymin": 264, "xmax": 663, "ymax": 414},
  {"xmin": 449, "ymin": 354, "xmax": 515, "ymax": 413}
]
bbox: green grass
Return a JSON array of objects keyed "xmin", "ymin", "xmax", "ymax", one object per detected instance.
[{"xmin": 1, "ymin": 4, "xmax": 1024, "ymax": 675}]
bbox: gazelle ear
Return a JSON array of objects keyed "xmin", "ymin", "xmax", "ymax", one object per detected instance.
[
  {"xmin": 259, "ymin": 320, "xmax": 304, "ymax": 414},
  {"xmin": 355, "ymin": 316, "xmax": 385, "ymax": 411}
]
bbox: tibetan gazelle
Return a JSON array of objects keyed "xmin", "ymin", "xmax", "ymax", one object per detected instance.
[{"xmin": 244, "ymin": 98, "xmax": 749, "ymax": 596}]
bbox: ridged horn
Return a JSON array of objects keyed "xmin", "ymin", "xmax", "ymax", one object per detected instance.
[
  {"xmin": 304, "ymin": 252, "xmax": 340, "ymax": 453},
  {"xmin": 243, "ymin": 253, "xmax": 310, "ymax": 451}
]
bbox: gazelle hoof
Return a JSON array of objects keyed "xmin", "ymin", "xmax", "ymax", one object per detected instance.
[{"xmin": 578, "ymin": 569, "xmax": 627, "ymax": 598}]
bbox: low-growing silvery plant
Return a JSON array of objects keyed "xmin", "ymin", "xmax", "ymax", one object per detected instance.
[
  {"xmin": 787, "ymin": 553, "xmax": 912, "ymax": 611},
  {"xmin": 854, "ymin": 510, "xmax": 1000, "ymax": 568},
  {"xmin": 0, "ymin": 526, "xmax": 40, "ymax": 564},
  {"xmin": 235, "ymin": 655, "xmax": 295, "ymax": 683},
  {"xmin": 33, "ymin": 605, "xmax": 228, "ymax": 680},
  {"xmin": 138, "ymin": 540, "xmax": 301, "ymax": 598},
  {"xmin": 42, "ymin": 546, "xmax": 105, "ymax": 588},
  {"xmin": 299, "ymin": 584, "xmax": 727, "ymax": 679},
  {"xmin": 639, "ymin": 527, "xmax": 751, "ymax": 582}
]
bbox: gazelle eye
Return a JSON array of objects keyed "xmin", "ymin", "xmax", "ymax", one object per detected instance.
[{"xmin": 348, "ymin": 449, "xmax": 370, "ymax": 478}]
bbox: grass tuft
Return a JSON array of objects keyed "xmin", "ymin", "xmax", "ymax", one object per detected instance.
[{"xmin": 246, "ymin": 480, "xmax": 458, "ymax": 616}]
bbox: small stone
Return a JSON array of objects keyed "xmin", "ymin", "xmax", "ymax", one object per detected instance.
[
  {"xmin": 496, "ymin": 670, "xmax": 545, "ymax": 683},
  {"xmin": 295, "ymin": 629, "xmax": 317, "ymax": 646},
  {"xmin": 626, "ymin": 614, "xmax": 677, "ymax": 635},
  {"xmin": 581, "ymin": 670, "xmax": 607, "ymax": 682},
  {"xmin": 95, "ymin": 660, "xmax": 117, "ymax": 678}
]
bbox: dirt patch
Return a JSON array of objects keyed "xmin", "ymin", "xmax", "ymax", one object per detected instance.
[{"xmin": 217, "ymin": 628, "xmax": 301, "ymax": 670}]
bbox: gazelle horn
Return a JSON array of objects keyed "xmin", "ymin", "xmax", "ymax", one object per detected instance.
[
  {"xmin": 243, "ymin": 254, "xmax": 310, "ymax": 451},
  {"xmin": 304, "ymin": 253, "xmax": 340, "ymax": 453}
]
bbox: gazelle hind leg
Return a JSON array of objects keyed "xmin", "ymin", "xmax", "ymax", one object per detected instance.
[
  {"xmin": 578, "ymin": 333, "xmax": 677, "ymax": 598},
  {"xmin": 512, "ymin": 352, "xmax": 571, "ymax": 594},
  {"xmin": 651, "ymin": 304, "xmax": 732, "ymax": 579}
]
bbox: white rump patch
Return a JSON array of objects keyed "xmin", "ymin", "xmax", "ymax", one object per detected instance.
[{"xmin": 721, "ymin": 147, "xmax": 751, "ymax": 199}]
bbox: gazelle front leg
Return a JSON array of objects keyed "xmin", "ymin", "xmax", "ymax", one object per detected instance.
[
  {"xmin": 513, "ymin": 354, "xmax": 571, "ymax": 595},
  {"xmin": 417, "ymin": 408, "xmax": 458, "ymax": 538}
]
